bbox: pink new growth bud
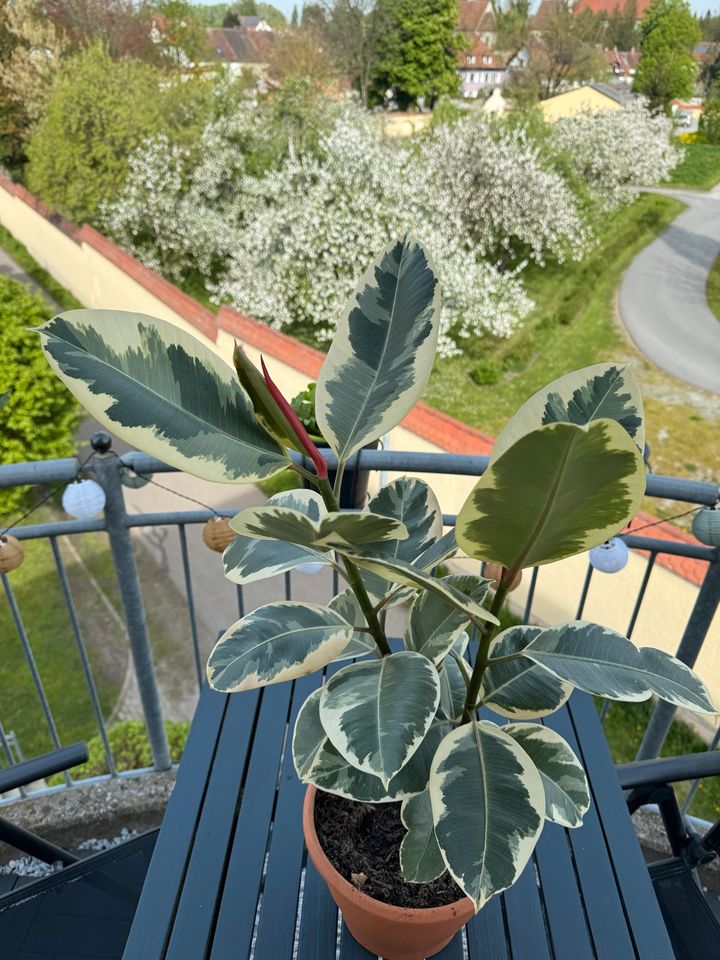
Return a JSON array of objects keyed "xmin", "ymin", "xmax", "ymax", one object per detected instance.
[{"xmin": 260, "ymin": 357, "xmax": 328, "ymax": 479}]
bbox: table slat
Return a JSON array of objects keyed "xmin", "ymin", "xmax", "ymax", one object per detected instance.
[
  {"xmin": 533, "ymin": 825, "xmax": 595, "ymax": 960},
  {"xmin": 466, "ymin": 897, "xmax": 510, "ymax": 960},
  {"xmin": 503, "ymin": 859, "xmax": 552, "ymax": 960},
  {"xmin": 296, "ymin": 861, "xmax": 338, "ymax": 960}
]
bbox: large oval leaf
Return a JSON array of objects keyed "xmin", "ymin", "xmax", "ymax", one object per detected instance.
[
  {"xmin": 366, "ymin": 478, "xmax": 443, "ymax": 561},
  {"xmin": 400, "ymin": 789, "xmax": 446, "ymax": 884},
  {"xmin": 430, "ymin": 720, "xmax": 544, "ymax": 911},
  {"xmin": 439, "ymin": 636, "xmax": 470, "ymax": 723},
  {"xmin": 503, "ymin": 723, "xmax": 590, "ymax": 828},
  {"xmin": 36, "ymin": 311, "xmax": 289, "ymax": 482},
  {"xmin": 406, "ymin": 575, "xmax": 489, "ymax": 664},
  {"xmin": 224, "ymin": 490, "xmax": 330, "ymax": 584},
  {"xmin": 319, "ymin": 651, "xmax": 440, "ymax": 787},
  {"xmin": 206, "ymin": 602, "xmax": 352, "ymax": 692},
  {"xmin": 230, "ymin": 505, "xmax": 407, "ymax": 551},
  {"xmin": 492, "ymin": 363, "xmax": 644, "ymax": 462},
  {"xmin": 457, "ymin": 420, "xmax": 644, "ymax": 569},
  {"xmin": 525, "ymin": 622, "xmax": 716, "ymax": 712},
  {"xmin": 327, "ymin": 590, "xmax": 376, "ymax": 662},
  {"xmin": 482, "ymin": 626, "xmax": 572, "ymax": 719},
  {"xmin": 316, "ymin": 237, "xmax": 440, "ymax": 462}
]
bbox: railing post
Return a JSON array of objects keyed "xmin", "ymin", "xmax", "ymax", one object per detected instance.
[
  {"xmin": 636, "ymin": 550, "xmax": 720, "ymax": 761},
  {"xmin": 90, "ymin": 432, "xmax": 171, "ymax": 771}
]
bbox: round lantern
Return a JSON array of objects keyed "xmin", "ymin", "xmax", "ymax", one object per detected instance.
[
  {"xmin": 62, "ymin": 479, "xmax": 106, "ymax": 519},
  {"xmin": 692, "ymin": 507, "xmax": 720, "ymax": 547},
  {"xmin": 0, "ymin": 535, "xmax": 23, "ymax": 573},
  {"xmin": 295, "ymin": 561, "xmax": 325, "ymax": 575},
  {"xmin": 588, "ymin": 537, "xmax": 628, "ymax": 573},
  {"xmin": 484, "ymin": 562, "xmax": 522, "ymax": 592},
  {"xmin": 202, "ymin": 517, "xmax": 237, "ymax": 553}
]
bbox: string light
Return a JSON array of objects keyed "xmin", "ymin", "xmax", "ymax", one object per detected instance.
[
  {"xmin": 692, "ymin": 507, "xmax": 720, "ymax": 547},
  {"xmin": 589, "ymin": 538, "xmax": 629, "ymax": 573},
  {"xmin": 61, "ymin": 479, "xmax": 106, "ymax": 519}
]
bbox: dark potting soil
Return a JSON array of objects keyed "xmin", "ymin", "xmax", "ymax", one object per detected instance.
[{"xmin": 314, "ymin": 790, "xmax": 464, "ymax": 909}]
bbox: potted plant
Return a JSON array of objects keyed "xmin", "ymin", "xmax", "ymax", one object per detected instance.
[{"xmin": 37, "ymin": 238, "xmax": 715, "ymax": 960}]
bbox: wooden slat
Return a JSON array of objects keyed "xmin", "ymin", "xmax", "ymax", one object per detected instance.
[
  {"xmin": 0, "ymin": 874, "xmax": 19, "ymax": 895},
  {"xmin": 433, "ymin": 931, "xmax": 465, "ymax": 959},
  {"xmin": 504, "ymin": 859, "xmax": 552, "ymax": 960},
  {"xmin": 567, "ymin": 695, "xmax": 675, "ymax": 960},
  {"xmin": 252, "ymin": 675, "xmax": 321, "ymax": 959},
  {"xmin": 466, "ymin": 897, "xmax": 510, "ymax": 960},
  {"xmin": 209, "ymin": 681, "xmax": 295, "ymax": 960},
  {"xmin": 545, "ymin": 704, "xmax": 636, "ymax": 960},
  {"xmin": 295, "ymin": 861, "xmax": 338, "ymax": 960},
  {"xmin": 121, "ymin": 685, "xmax": 228, "ymax": 960},
  {"xmin": 534, "ymin": 825, "xmax": 595, "ymax": 960},
  {"xmin": 339, "ymin": 922, "xmax": 377, "ymax": 958},
  {"xmin": 164, "ymin": 690, "xmax": 260, "ymax": 959}
]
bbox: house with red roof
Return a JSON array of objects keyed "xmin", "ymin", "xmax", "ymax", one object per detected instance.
[
  {"xmin": 458, "ymin": 0, "xmax": 498, "ymax": 46},
  {"xmin": 457, "ymin": 39, "xmax": 528, "ymax": 97},
  {"xmin": 533, "ymin": 0, "xmax": 651, "ymax": 29},
  {"xmin": 205, "ymin": 27, "xmax": 274, "ymax": 78},
  {"xmin": 602, "ymin": 47, "xmax": 641, "ymax": 83}
]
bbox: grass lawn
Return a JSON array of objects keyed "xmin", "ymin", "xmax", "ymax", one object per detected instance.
[
  {"xmin": 666, "ymin": 141, "xmax": 720, "ymax": 190},
  {"xmin": 707, "ymin": 252, "xmax": 720, "ymax": 322},
  {"xmin": 0, "ymin": 225, "xmax": 82, "ymax": 311},
  {"xmin": 424, "ymin": 193, "xmax": 720, "ymax": 492}
]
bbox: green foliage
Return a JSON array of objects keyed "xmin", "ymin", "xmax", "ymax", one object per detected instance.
[
  {"xmin": 189, "ymin": 3, "xmax": 230, "ymax": 26},
  {"xmin": 666, "ymin": 140, "xmax": 720, "ymax": 187},
  {"xmin": 470, "ymin": 357, "xmax": 503, "ymax": 386},
  {"xmin": 371, "ymin": 0, "xmax": 461, "ymax": 108},
  {"xmin": 49, "ymin": 720, "xmax": 190, "ymax": 784},
  {"xmin": 291, "ymin": 382, "xmax": 322, "ymax": 439},
  {"xmin": 0, "ymin": 277, "xmax": 79, "ymax": 515},
  {"xmin": 700, "ymin": 97, "xmax": 720, "ymax": 144},
  {"xmin": 605, "ymin": 0, "xmax": 639, "ymax": 49},
  {"xmin": 257, "ymin": 3, "xmax": 287, "ymax": 28},
  {"xmin": 634, "ymin": 0, "xmax": 700, "ymax": 109},
  {"xmin": 706, "ymin": 251, "xmax": 720, "ymax": 321}
]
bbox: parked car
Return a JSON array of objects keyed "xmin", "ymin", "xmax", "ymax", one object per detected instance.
[{"xmin": 675, "ymin": 110, "xmax": 692, "ymax": 127}]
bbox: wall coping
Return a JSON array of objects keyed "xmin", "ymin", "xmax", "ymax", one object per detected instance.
[{"xmin": 0, "ymin": 177, "xmax": 705, "ymax": 585}]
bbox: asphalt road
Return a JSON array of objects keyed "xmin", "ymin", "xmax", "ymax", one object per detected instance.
[{"xmin": 618, "ymin": 187, "xmax": 720, "ymax": 395}]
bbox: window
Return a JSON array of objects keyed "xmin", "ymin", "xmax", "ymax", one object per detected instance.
[
  {"xmin": 483, "ymin": 55, "xmax": 492, "ymax": 65},
  {"xmin": 467, "ymin": 55, "xmax": 476, "ymax": 64}
]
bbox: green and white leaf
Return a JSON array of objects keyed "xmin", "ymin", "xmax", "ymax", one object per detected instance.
[
  {"xmin": 344, "ymin": 553, "xmax": 499, "ymax": 627},
  {"xmin": 457, "ymin": 420, "xmax": 644, "ymax": 569},
  {"xmin": 319, "ymin": 651, "xmax": 440, "ymax": 787},
  {"xmin": 292, "ymin": 688, "xmax": 329, "ymax": 780},
  {"xmin": 316, "ymin": 237, "xmax": 441, "ymax": 461},
  {"xmin": 207, "ymin": 602, "xmax": 352, "ymax": 692},
  {"xmin": 223, "ymin": 490, "xmax": 329, "ymax": 584},
  {"xmin": 492, "ymin": 363, "xmax": 644, "ymax": 462},
  {"xmin": 482, "ymin": 626, "xmax": 572, "ymax": 719},
  {"xmin": 400, "ymin": 790, "xmax": 445, "ymax": 883},
  {"xmin": 36, "ymin": 310, "xmax": 289, "ymax": 483},
  {"xmin": 406, "ymin": 576, "xmax": 489, "ymax": 664},
  {"xmin": 637, "ymin": 648, "xmax": 715, "ymax": 714},
  {"xmin": 439, "ymin": 634, "xmax": 470, "ymax": 722},
  {"xmin": 327, "ymin": 590, "xmax": 376, "ymax": 661},
  {"xmin": 430, "ymin": 720, "xmax": 544, "ymax": 911},
  {"xmin": 230, "ymin": 505, "xmax": 407, "ymax": 552},
  {"xmin": 503, "ymin": 723, "xmax": 590, "ymax": 828},
  {"xmin": 414, "ymin": 528, "xmax": 459, "ymax": 570}
]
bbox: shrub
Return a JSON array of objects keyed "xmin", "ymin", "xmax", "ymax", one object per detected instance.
[
  {"xmin": 49, "ymin": 720, "xmax": 191, "ymax": 784},
  {"xmin": 470, "ymin": 357, "xmax": 503, "ymax": 385},
  {"xmin": 0, "ymin": 277, "xmax": 79, "ymax": 516},
  {"xmin": 700, "ymin": 98, "xmax": 720, "ymax": 145}
]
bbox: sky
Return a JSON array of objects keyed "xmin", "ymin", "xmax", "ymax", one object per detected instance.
[{"xmin": 194, "ymin": 0, "xmax": 719, "ymax": 20}]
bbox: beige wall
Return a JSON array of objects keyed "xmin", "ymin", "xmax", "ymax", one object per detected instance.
[{"xmin": 539, "ymin": 87, "xmax": 624, "ymax": 122}]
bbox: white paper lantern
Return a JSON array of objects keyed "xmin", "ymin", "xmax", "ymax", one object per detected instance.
[
  {"xmin": 62, "ymin": 479, "xmax": 106, "ymax": 519},
  {"xmin": 692, "ymin": 507, "xmax": 720, "ymax": 547},
  {"xmin": 295, "ymin": 561, "xmax": 325, "ymax": 575},
  {"xmin": 589, "ymin": 537, "xmax": 628, "ymax": 573}
]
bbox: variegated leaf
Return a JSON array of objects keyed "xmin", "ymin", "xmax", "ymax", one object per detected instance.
[
  {"xmin": 439, "ymin": 634, "xmax": 469, "ymax": 723},
  {"xmin": 503, "ymin": 723, "xmax": 590, "ymax": 828},
  {"xmin": 414, "ymin": 528, "xmax": 459, "ymax": 570},
  {"xmin": 292, "ymin": 688, "xmax": 328, "ymax": 780},
  {"xmin": 430, "ymin": 720, "xmax": 544, "ymax": 911},
  {"xmin": 319, "ymin": 651, "xmax": 440, "ymax": 787},
  {"xmin": 400, "ymin": 789, "xmax": 445, "ymax": 883},
  {"xmin": 492, "ymin": 363, "xmax": 644, "ymax": 462},
  {"xmin": 229, "ymin": 505, "xmax": 407, "ymax": 552},
  {"xmin": 206, "ymin": 602, "xmax": 352, "ymax": 692},
  {"xmin": 406, "ymin": 575, "xmax": 489, "ymax": 664},
  {"xmin": 344, "ymin": 553, "xmax": 499, "ymax": 627},
  {"xmin": 327, "ymin": 590, "xmax": 376, "ymax": 661},
  {"xmin": 316, "ymin": 237, "xmax": 440, "ymax": 462},
  {"xmin": 360, "ymin": 527, "xmax": 460, "ymax": 609},
  {"xmin": 223, "ymin": 490, "xmax": 330, "ymax": 584},
  {"xmin": 457, "ymin": 420, "xmax": 644, "ymax": 569},
  {"xmin": 36, "ymin": 311, "xmax": 289, "ymax": 482},
  {"xmin": 525, "ymin": 622, "xmax": 716, "ymax": 712},
  {"xmin": 482, "ymin": 626, "xmax": 572, "ymax": 719}
]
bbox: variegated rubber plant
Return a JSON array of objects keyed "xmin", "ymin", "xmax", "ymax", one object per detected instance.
[{"xmin": 37, "ymin": 238, "xmax": 716, "ymax": 913}]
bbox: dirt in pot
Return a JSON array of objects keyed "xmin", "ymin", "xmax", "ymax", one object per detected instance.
[{"xmin": 314, "ymin": 791, "xmax": 464, "ymax": 909}]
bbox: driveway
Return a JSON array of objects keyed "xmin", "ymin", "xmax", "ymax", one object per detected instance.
[{"xmin": 618, "ymin": 187, "xmax": 720, "ymax": 395}]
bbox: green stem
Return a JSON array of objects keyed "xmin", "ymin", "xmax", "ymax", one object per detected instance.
[
  {"xmin": 289, "ymin": 460, "xmax": 320, "ymax": 484},
  {"xmin": 462, "ymin": 578, "xmax": 511, "ymax": 722},
  {"xmin": 316, "ymin": 476, "xmax": 392, "ymax": 658}
]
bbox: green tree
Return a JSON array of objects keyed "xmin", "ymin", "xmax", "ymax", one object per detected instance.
[
  {"xmin": 634, "ymin": 0, "xmax": 700, "ymax": 109},
  {"xmin": 291, "ymin": 3, "xmax": 299, "ymax": 26},
  {"xmin": 322, "ymin": 0, "xmax": 389, "ymax": 104},
  {"xmin": 257, "ymin": 3, "xmax": 287, "ymax": 28},
  {"xmin": 150, "ymin": 0, "xmax": 211, "ymax": 64},
  {"xmin": 223, "ymin": 0, "xmax": 257, "ymax": 23},
  {"xmin": 189, "ymin": 3, "xmax": 230, "ymax": 27},
  {"xmin": 0, "ymin": 276, "xmax": 79, "ymax": 516},
  {"xmin": 371, "ymin": 0, "xmax": 461, "ymax": 108},
  {"xmin": 700, "ymin": 97, "xmax": 720, "ymax": 143},
  {"xmin": 605, "ymin": 0, "xmax": 638, "ymax": 49}
]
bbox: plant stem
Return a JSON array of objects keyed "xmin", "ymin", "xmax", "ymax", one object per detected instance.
[
  {"xmin": 316, "ymin": 475, "xmax": 392, "ymax": 657},
  {"xmin": 462, "ymin": 578, "xmax": 511, "ymax": 722}
]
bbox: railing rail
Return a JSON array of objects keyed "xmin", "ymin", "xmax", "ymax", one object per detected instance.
[{"xmin": 0, "ymin": 435, "xmax": 718, "ymax": 815}]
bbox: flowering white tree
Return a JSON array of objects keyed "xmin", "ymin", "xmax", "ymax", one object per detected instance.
[
  {"xmin": 104, "ymin": 98, "xmax": 679, "ymax": 356},
  {"xmin": 550, "ymin": 100, "xmax": 678, "ymax": 210}
]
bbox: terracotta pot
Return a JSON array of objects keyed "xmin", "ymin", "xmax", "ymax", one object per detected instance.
[{"xmin": 303, "ymin": 786, "xmax": 474, "ymax": 960}]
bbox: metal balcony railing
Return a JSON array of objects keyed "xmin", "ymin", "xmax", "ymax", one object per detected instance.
[{"xmin": 0, "ymin": 436, "xmax": 718, "ymax": 818}]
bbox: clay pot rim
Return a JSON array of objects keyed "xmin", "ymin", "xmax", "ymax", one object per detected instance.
[{"xmin": 303, "ymin": 784, "xmax": 475, "ymax": 924}]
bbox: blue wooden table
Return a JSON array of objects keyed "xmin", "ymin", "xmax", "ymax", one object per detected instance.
[{"xmin": 122, "ymin": 674, "xmax": 676, "ymax": 960}]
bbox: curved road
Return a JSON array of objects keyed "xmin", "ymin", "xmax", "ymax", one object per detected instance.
[{"xmin": 618, "ymin": 187, "xmax": 720, "ymax": 395}]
